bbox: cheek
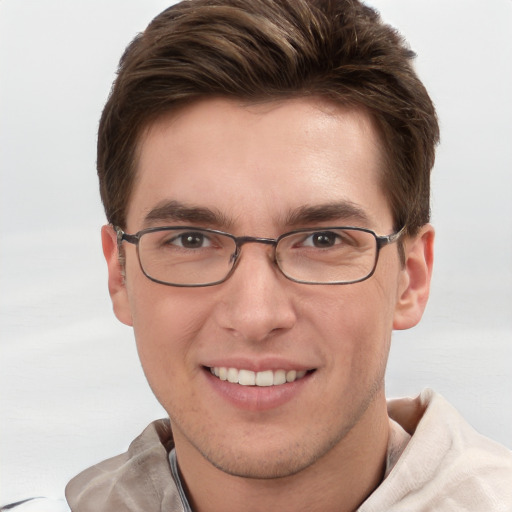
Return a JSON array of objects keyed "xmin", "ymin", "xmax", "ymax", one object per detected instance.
[
  {"xmin": 126, "ymin": 278, "xmax": 211, "ymax": 386},
  {"xmin": 307, "ymin": 280, "xmax": 395, "ymax": 371},
  {"xmin": 129, "ymin": 289, "xmax": 214, "ymax": 416}
]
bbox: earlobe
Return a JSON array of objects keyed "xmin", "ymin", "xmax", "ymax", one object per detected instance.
[
  {"xmin": 393, "ymin": 224, "xmax": 435, "ymax": 330},
  {"xmin": 101, "ymin": 225, "xmax": 133, "ymax": 326}
]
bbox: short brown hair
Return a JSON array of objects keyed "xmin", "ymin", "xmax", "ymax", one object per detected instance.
[{"xmin": 98, "ymin": 0, "xmax": 439, "ymax": 234}]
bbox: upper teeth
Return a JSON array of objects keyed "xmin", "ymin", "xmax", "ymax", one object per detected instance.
[{"xmin": 210, "ymin": 367, "xmax": 307, "ymax": 386}]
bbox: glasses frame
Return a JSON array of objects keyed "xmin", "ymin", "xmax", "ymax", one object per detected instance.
[{"xmin": 115, "ymin": 225, "xmax": 405, "ymax": 287}]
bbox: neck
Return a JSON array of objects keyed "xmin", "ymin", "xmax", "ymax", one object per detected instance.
[{"xmin": 175, "ymin": 396, "xmax": 390, "ymax": 512}]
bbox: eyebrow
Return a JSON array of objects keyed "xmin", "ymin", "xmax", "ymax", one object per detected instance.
[
  {"xmin": 143, "ymin": 200, "xmax": 233, "ymax": 229},
  {"xmin": 284, "ymin": 201, "xmax": 372, "ymax": 227},
  {"xmin": 142, "ymin": 199, "xmax": 371, "ymax": 231}
]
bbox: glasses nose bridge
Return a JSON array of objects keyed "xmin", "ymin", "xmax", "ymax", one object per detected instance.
[
  {"xmin": 232, "ymin": 235, "xmax": 278, "ymax": 262},
  {"xmin": 236, "ymin": 235, "xmax": 277, "ymax": 247}
]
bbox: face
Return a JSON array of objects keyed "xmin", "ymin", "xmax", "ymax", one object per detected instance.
[{"xmin": 104, "ymin": 97, "xmax": 431, "ymax": 480}]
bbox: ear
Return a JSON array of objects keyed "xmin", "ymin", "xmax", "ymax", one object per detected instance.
[
  {"xmin": 101, "ymin": 225, "xmax": 133, "ymax": 326},
  {"xmin": 393, "ymin": 224, "xmax": 435, "ymax": 330}
]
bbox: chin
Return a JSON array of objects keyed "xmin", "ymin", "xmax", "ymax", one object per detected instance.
[
  {"xmin": 206, "ymin": 446, "xmax": 321, "ymax": 480},
  {"xmin": 193, "ymin": 421, "xmax": 353, "ymax": 480}
]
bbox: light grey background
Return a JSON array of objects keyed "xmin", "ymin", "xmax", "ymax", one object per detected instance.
[{"xmin": 1, "ymin": 0, "xmax": 511, "ymax": 503}]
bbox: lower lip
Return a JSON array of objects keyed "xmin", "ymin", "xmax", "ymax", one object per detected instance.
[{"xmin": 203, "ymin": 368, "xmax": 313, "ymax": 411}]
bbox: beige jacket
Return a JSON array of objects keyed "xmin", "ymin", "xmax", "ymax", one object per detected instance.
[{"xmin": 65, "ymin": 390, "xmax": 512, "ymax": 511}]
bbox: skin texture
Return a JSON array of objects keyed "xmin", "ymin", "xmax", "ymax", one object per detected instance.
[{"xmin": 102, "ymin": 97, "xmax": 434, "ymax": 512}]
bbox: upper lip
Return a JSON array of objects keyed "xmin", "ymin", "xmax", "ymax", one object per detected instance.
[{"xmin": 202, "ymin": 357, "xmax": 316, "ymax": 373}]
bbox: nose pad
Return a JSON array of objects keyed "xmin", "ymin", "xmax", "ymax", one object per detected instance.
[{"xmin": 229, "ymin": 248, "xmax": 240, "ymax": 265}]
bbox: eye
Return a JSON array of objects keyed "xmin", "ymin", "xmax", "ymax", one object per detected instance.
[
  {"xmin": 169, "ymin": 231, "xmax": 212, "ymax": 249},
  {"xmin": 301, "ymin": 231, "xmax": 342, "ymax": 248}
]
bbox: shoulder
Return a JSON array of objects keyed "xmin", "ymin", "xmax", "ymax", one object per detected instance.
[
  {"xmin": 363, "ymin": 389, "xmax": 512, "ymax": 511},
  {"xmin": 417, "ymin": 390, "xmax": 512, "ymax": 504},
  {"xmin": 1, "ymin": 498, "xmax": 69, "ymax": 512},
  {"xmin": 66, "ymin": 418, "xmax": 174, "ymax": 492},
  {"xmin": 65, "ymin": 419, "xmax": 184, "ymax": 512}
]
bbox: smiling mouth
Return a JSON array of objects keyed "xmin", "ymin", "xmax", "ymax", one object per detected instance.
[{"xmin": 208, "ymin": 367, "xmax": 312, "ymax": 387}]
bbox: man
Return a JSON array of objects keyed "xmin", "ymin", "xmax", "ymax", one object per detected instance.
[{"xmin": 4, "ymin": 0, "xmax": 511, "ymax": 510}]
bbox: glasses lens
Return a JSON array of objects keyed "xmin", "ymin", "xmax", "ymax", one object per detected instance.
[
  {"xmin": 277, "ymin": 228, "xmax": 377, "ymax": 284},
  {"xmin": 138, "ymin": 228, "xmax": 236, "ymax": 286}
]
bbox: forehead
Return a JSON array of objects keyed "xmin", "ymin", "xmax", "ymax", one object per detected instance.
[{"xmin": 128, "ymin": 97, "xmax": 392, "ymax": 233}]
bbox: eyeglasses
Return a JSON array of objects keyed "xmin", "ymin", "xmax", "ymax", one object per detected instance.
[{"xmin": 116, "ymin": 225, "xmax": 404, "ymax": 287}]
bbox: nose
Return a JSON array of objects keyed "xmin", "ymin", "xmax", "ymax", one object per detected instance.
[{"xmin": 216, "ymin": 244, "xmax": 297, "ymax": 343}]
